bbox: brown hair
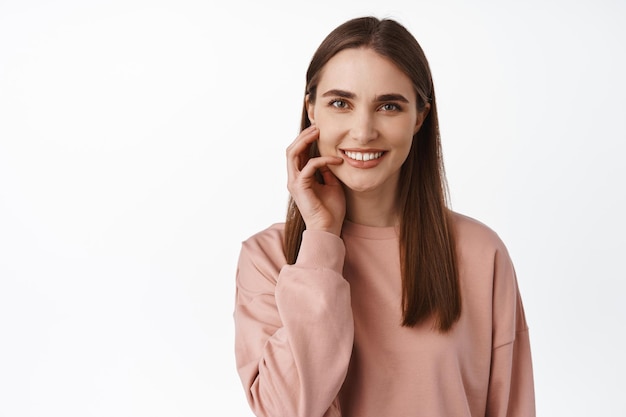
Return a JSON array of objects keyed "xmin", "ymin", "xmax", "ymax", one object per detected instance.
[{"xmin": 284, "ymin": 16, "xmax": 460, "ymax": 331}]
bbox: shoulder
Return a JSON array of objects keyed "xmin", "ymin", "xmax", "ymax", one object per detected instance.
[
  {"xmin": 450, "ymin": 211, "xmax": 509, "ymax": 255},
  {"xmin": 449, "ymin": 211, "xmax": 515, "ymax": 274},
  {"xmin": 237, "ymin": 223, "xmax": 287, "ymax": 287},
  {"xmin": 242, "ymin": 223, "xmax": 285, "ymax": 252}
]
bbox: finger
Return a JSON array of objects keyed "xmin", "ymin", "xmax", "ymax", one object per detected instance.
[
  {"xmin": 286, "ymin": 126, "xmax": 319, "ymax": 179},
  {"xmin": 288, "ymin": 155, "xmax": 341, "ymax": 195},
  {"xmin": 286, "ymin": 125, "xmax": 318, "ymax": 156},
  {"xmin": 298, "ymin": 156, "xmax": 343, "ymax": 182},
  {"xmin": 319, "ymin": 164, "xmax": 341, "ymax": 186}
]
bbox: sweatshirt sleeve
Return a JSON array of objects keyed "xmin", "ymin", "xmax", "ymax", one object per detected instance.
[
  {"xmin": 234, "ymin": 228, "xmax": 354, "ymax": 417},
  {"xmin": 486, "ymin": 247, "xmax": 536, "ymax": 417}
]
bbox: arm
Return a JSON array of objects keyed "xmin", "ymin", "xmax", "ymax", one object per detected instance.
[
  {"xmin": 234, "ymin": 229, "xmax": 354, "ymax": 417},
  {"xmin": 486, "ymin": 248, "xmax": 536, "ymax": 417}
]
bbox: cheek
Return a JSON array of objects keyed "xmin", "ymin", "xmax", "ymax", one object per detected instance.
[
  {"xmin": 387, "ymin": 126, "xmax": 415, "ymax": 163},
  {"xmin": 315, "ymin": 126, "xmax": 342, "ymax": 156},
  {"xmin": 316, "ymin": 136, "xmax": 334, "ymax": 157},
  {"xmin": 314, "ymin": 109, "xmax": 346, "ymax": 149},
  {"xmin": 390, "ymin": 122, "xmax": 416, "ymax": 147}
]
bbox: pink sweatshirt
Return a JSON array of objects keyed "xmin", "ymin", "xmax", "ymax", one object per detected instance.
[{"xmin": 234, "ymin": 212, "xmax": 535, "ymax": 417}]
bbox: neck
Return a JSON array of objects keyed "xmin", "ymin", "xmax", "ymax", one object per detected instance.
[{"xmin": 344, "ymin": 183, "xmax": 399, "ymax": 227}]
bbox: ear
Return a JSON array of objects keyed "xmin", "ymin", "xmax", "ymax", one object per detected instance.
[
  {"xmin": 305, "ymin": 94, "xmax": 316, "ymax": 125},
  {"xmin": 413, "ymin": 103, "xmax": 431, "ymax": 135}
]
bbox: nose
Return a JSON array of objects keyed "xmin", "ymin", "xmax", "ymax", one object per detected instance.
[{"xmin": 349, "ymin": 110, "xmax": 378, "ymax": 144}]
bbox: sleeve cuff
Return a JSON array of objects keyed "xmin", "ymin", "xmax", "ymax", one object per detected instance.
[{"xmin": 295, "ymin": 230, "xmax": 346, "ymax": 273}]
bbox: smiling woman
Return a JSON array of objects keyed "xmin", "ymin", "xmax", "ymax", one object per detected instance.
[
  {"xmin": 233, "ymin": 16, "xmax": 535, "ymax": 417},
  {"xmin": 308, "ymin": 48, "xmax": 422, "ymax": 197}
]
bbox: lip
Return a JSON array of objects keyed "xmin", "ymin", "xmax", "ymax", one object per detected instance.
[{"xmin": 340, "ymin": 149, "xmax": 387, "ymax": 169}]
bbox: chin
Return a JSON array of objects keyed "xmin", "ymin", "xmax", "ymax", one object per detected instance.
[{"xmin": 340, "ymin": 179, "xmax": 383, "ymax": 194}]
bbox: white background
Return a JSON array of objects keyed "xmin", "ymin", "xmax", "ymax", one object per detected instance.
[{"xmin": 1, "ymin": 0, "xmax": 625, "ymax": 415}]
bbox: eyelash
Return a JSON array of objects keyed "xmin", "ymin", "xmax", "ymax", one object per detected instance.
[
  {"xmin": 327, "ymin": 99, "xmax": 402, "ymax": 112},
  {"xmin": 329, "ymin": 99, "xmax": 349, "ymax": 109},
  {"xmin": 380, "ymin": 103, "xmax": 401, "ymax": 112}
]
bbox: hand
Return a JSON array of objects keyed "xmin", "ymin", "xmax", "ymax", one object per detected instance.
[{"xmin": 286, "ymin": 125, "xmax": 345, "ymax": 236}]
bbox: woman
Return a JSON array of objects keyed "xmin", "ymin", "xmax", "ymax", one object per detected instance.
[{"xmin": 234, "ymin": 16, "xmax": 535, "ymax": 417}]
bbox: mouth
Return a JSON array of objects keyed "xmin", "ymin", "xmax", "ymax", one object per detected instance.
[{"xmin": 342, "ymin": 150, "xmax": 385, "ymax": 162}]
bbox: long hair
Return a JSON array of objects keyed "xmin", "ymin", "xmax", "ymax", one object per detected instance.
[{"xmin": 284, "ymin": 17, "xmax": 460, "ymax": 332}]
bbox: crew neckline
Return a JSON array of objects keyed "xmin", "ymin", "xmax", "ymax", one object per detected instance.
[{"xmin": 341, "ymin": 220, "xmax": 399, "ymax": 240}]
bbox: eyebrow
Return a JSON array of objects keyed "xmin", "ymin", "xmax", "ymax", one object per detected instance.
[
  {"xmin": 376, "ymin": 93, "xmax": 410, "ymax": 103},
  {"xmin": 321, "ymin": 89, "xmax": 355, "ymax": 99},
  {"xmin": 321, "ymin": 89, "xmax": 410, "ymax": 103}
]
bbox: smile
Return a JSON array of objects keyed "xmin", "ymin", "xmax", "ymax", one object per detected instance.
[{"xmin": 343, "ymin": 150, "xmax": 385, "ymax": 162}]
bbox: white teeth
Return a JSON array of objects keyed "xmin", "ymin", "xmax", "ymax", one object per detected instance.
[{"xmin": 345, "ymin": 151, "xmax": 383, "ymax": 161}]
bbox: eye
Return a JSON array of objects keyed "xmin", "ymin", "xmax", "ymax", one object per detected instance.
[
  {"xmin": 380, "ymin": 103, "xmax": 401, "ymax": 112},
  {"xmin": 329, "ymin": 99, "xmax": 349, "ymax": 109}
]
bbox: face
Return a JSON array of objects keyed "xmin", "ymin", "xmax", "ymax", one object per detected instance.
[{"xmin": 307, "ymin": 47, "xmax": 429, "ymax": 195}]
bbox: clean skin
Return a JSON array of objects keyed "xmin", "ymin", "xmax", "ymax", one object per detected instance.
[{"xmin": 287, "ymin": 47, "xmax": 429, "ymax": 234}]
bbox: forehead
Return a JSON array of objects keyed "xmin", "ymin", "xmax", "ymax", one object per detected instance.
[{"xmin": 316, "ymin": 48, "xmax": 416, "ymax": 100}]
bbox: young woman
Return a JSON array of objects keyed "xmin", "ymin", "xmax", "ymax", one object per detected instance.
[{"xmin": 234, "ymin": 16, "xmax": 535, "ymax": 417}]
